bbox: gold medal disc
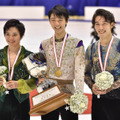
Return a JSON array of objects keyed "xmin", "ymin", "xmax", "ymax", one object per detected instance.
[{"xmin": 55, "ymin": 68, "xmax": 62, "ymax": 77}]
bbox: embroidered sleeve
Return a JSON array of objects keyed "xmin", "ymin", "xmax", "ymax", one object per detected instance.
[
  {"xmin": 85, "ymin": 46, "xmax": 94, "ymax": 90},
  {"xmin": 106, "ymin": 79, "xmax": 120, "ymax": 93},
  {"xmin": 17, "ymin": 77, "xmax": 37, "ymax": 94},
  {"xmin": 74, "ymin": 41, "xmax": 85, "ymax": 92}
]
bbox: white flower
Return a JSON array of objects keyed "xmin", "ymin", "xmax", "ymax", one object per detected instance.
[
  {"xmin": 0, "ymin": 66, "xmax": 8, "ymax": 94},
  {"xmin": 95, "ymin": 71, "xmax": 114, "ymax": 90},
  {"xmin": 0, "ymin": 66, "xmax": 8, "ymax": 76},
  {"xmin": 0, "ymin": 66, "xmax": 8, "ymax": 85},
  {"xmin": 69, "ymin": 90, "xmax": 88, "ymax": 114}
]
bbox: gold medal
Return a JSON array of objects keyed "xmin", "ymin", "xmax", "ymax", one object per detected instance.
[
  {"xmin": 55, "ymin": 68, "xmax": 62, "ymax": 77},
  {"xmin": 53, "ymin": 33, "xmax": 68, "ymax": 77}
]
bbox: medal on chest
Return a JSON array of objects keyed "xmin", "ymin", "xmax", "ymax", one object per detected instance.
[
  {"xmin": 55, "ymin": 67, "xmax": 62, "ymax": 77},
  {"xmin": 96, "ymin": 36, "xmax": 114, "ymax": 99},
  {"xmin": 8, "ymin": 47, "xmax": 21, "ymax": 80},
  {"xmin": 53, "ymin": 33, "xmax": 68, "ymax": 77},
  {"xmin": 98, "ymin": 36, "xmax": 114, "ymax": 72}
]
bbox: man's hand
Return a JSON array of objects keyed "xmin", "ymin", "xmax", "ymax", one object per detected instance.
[
  {"xmin": 37, "ymin": 76, "xmax": 44, "ymax": 86},
  {"xmin": 0, "ymin": 77, "xmax": 4, "ymax": 86},
  {"xmin": 92, "ymin": 84, "xmax": 106, "ymax": 95},
  {"xmin": 5, "ymin": 80, "xmax": 18, "ymax": 90}
]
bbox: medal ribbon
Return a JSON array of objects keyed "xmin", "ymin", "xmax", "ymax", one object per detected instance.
[
  {"xmin": 8, "ymin": 47, "xmax": 21, "ymax": 80},
  {"xmin": 98, "ymin": 36, "xmax": 114, "ymax": 71},
  {"xmin": 53, "ymin": 33, "xmax": 68, "ymax": 68}
]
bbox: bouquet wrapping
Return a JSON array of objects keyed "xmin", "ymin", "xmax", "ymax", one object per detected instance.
[
  {"xmin": 95, "ymin": 71, "xmax": 114, "ymax": 90},
  {"xmin": 22, "ymin": 53, "xmax": 47, "ymax": 78},
  {"xmin": 22, "ymin": 52, "xmax": 57, "ymax": 93}
]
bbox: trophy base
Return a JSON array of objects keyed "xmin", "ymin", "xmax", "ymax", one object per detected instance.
[{"xmin": 29, "ymin": 85, "xmax": 71, "ymax": 115}]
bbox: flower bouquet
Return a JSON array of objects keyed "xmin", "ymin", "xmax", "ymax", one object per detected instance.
[
  {"xmin": 0, "ymin": 66, "xmax": 8, "ymax": 94},
  {"xmin": 65, "ymin": 89, "xmax": 88, "ymax": 114},
  {"xmin": 95, "ymin": 71, "xmax": 114, "ymax": 98},
  {"xmin": 22, "ymin": 52, "xmax": 57, "ymax": 93},
  {"xmin": 95, "ymin": 71, "xmax": 114, "ymax": 90},
  {"xmin": 0, "ymin": 65, "xmax": 8, "ymax": 78},
  {"xmin": 22, "ymin": 52, "xmax": 47, "ymax": 78}
]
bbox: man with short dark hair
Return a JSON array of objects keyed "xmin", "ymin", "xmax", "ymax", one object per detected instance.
[{"xmin": 39, "ymin": 5, "xmax": 85, "ymax": 120}]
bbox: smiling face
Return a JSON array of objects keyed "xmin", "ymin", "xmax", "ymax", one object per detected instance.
[
  {"xmin": 94, "ymin": 16, "xmax": 114, "ymax": 40},
  {"xmin": 49, "ymin": 14, "xmax": 68, "ymax": 36},
  {"xmin": 5, "ymin": 27, "xmax": 21, "ymax": 48}
]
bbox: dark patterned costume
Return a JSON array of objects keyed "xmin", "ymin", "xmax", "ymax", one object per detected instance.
[
  {"xmin": 85, "ymin": 37, "xmax": 120, "ymax": 120},
  {"xmin": 0, "ymin": 46, "xmax": 37, "ymax": 120}
]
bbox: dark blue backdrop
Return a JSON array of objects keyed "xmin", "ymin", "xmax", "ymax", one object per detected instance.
[{"xmin": 0, "ymin": 0, "xmax": 120, "ymax": 15}]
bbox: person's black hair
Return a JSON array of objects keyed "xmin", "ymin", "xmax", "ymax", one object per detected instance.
[
  {"xmin": 4, "ymin": 19, "xmax": 25, "ymax": 38},
  {"xmin": 91, "ymin": 9, "xmax": 116, "ymax": 41},
  {"xmin": 48, "ymin": 5, "xmax": 69, "ymax": 22}
]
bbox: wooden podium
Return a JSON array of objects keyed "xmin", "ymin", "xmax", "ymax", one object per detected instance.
[{"xmin": 29, "ymin": 85, "xmax": 72, "ymax": 115}]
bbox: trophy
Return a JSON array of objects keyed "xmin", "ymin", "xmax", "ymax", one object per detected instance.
[{"xmin": 22, "ymin": 52, "xmax": 72, "ymax": 115}]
